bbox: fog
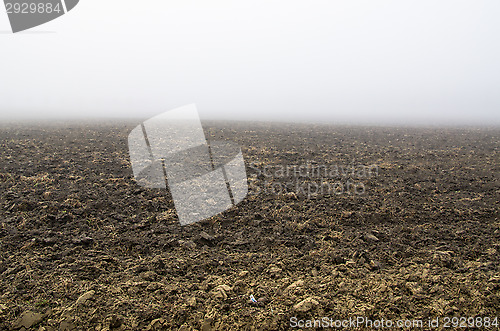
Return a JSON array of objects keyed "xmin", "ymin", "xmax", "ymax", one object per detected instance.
[{"xmin": 1, "ymin": 0, "xmax": 499, "ymax": 125}]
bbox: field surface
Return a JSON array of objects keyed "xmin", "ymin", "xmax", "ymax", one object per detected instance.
[{"xmin": 0, "ymin": 121, "xmax": 498, "ymax": 330}]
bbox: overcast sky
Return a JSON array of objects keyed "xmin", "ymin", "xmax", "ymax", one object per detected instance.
[{"xmin": 0, "ymin": 0, "xmax": 499, "ymax": 125}]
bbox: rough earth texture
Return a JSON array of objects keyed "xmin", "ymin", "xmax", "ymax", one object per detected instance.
[{"xmin": 0, "ymin": 121, "xmax": 498, "ymax": 330}]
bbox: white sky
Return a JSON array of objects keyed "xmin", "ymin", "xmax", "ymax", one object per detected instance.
[{"xmin": 0, "ymin": 0, "xmax": 499, "ymax": 125}]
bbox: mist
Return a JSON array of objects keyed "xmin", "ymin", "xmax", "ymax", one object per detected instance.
[{"xmin": 0, "ymin": 0, "xmax": 499, "ymax": 126}]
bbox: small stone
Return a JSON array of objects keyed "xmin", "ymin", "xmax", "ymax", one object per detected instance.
[
  {"xmin": 75, "ymin": 290, "xmax": 95, "ymax": 306},
  {"xmin": 200, "ymin": 231, "xmax": 214, "ymax": 241},
  {"xmin": 293, "ymin": 297, "xmax": 319, "ymax": 312},
  {"xmin": 369, "ymin": 260, "xmax": 381, "ymax": 271},
  {"xmin": 364, "ymin": 233, "xmax": 379, "ymax": 242},
  {"xmin": 216, "ymin": 284, "xmax": 231, "ymax": 292},
  {"xmin": 178, "ymin": 240, "xmax": 196, "ymax": 249},
  {"xmin": 72, "ymin": 236, "xmax": 93, "ymax": 245},
  {"xmin": 195, "ymin": 232, "xmax": 216, "ymax": 247},
  {"xmin": 147, "ymin": 318, "xmax": 164, "ymax": 330},
  {"xmin": 187, "ymin": 297, "xmax": 196, "ymax": 307},
  {"xmin": 268, "ymin": 266, "xmax": 282, "ymax": 274},
  {"xmin": 146, "ymin": 282, "xmax": 161, "ymax": 292},
  {"xmin": 257, "ymin": 296, "xmax": 268, "ymax": 303},
  {"xmin": 13, "ymin": 311, "xmax": 44, "ymax": 329},
  {"xmin": 286, "ymin": 279, "xmax": 305, "ymax": 292},
  {"xmin": 140, "ymin": 271, "xmax": 157, "ymax": 282},
  {"xmin": 238, "ymin": 270, "xmax": 249, "ymax": 277}
]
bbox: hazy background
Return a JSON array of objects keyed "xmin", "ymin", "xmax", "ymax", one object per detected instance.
[{"xmin": 0, "ymin": 0, "xmax": 499, "ymax": 125}]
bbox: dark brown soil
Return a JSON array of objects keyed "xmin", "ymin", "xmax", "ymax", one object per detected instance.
[{"xmin": 0, "ymin": 121, "xmax": 498, "ymax": 330}]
